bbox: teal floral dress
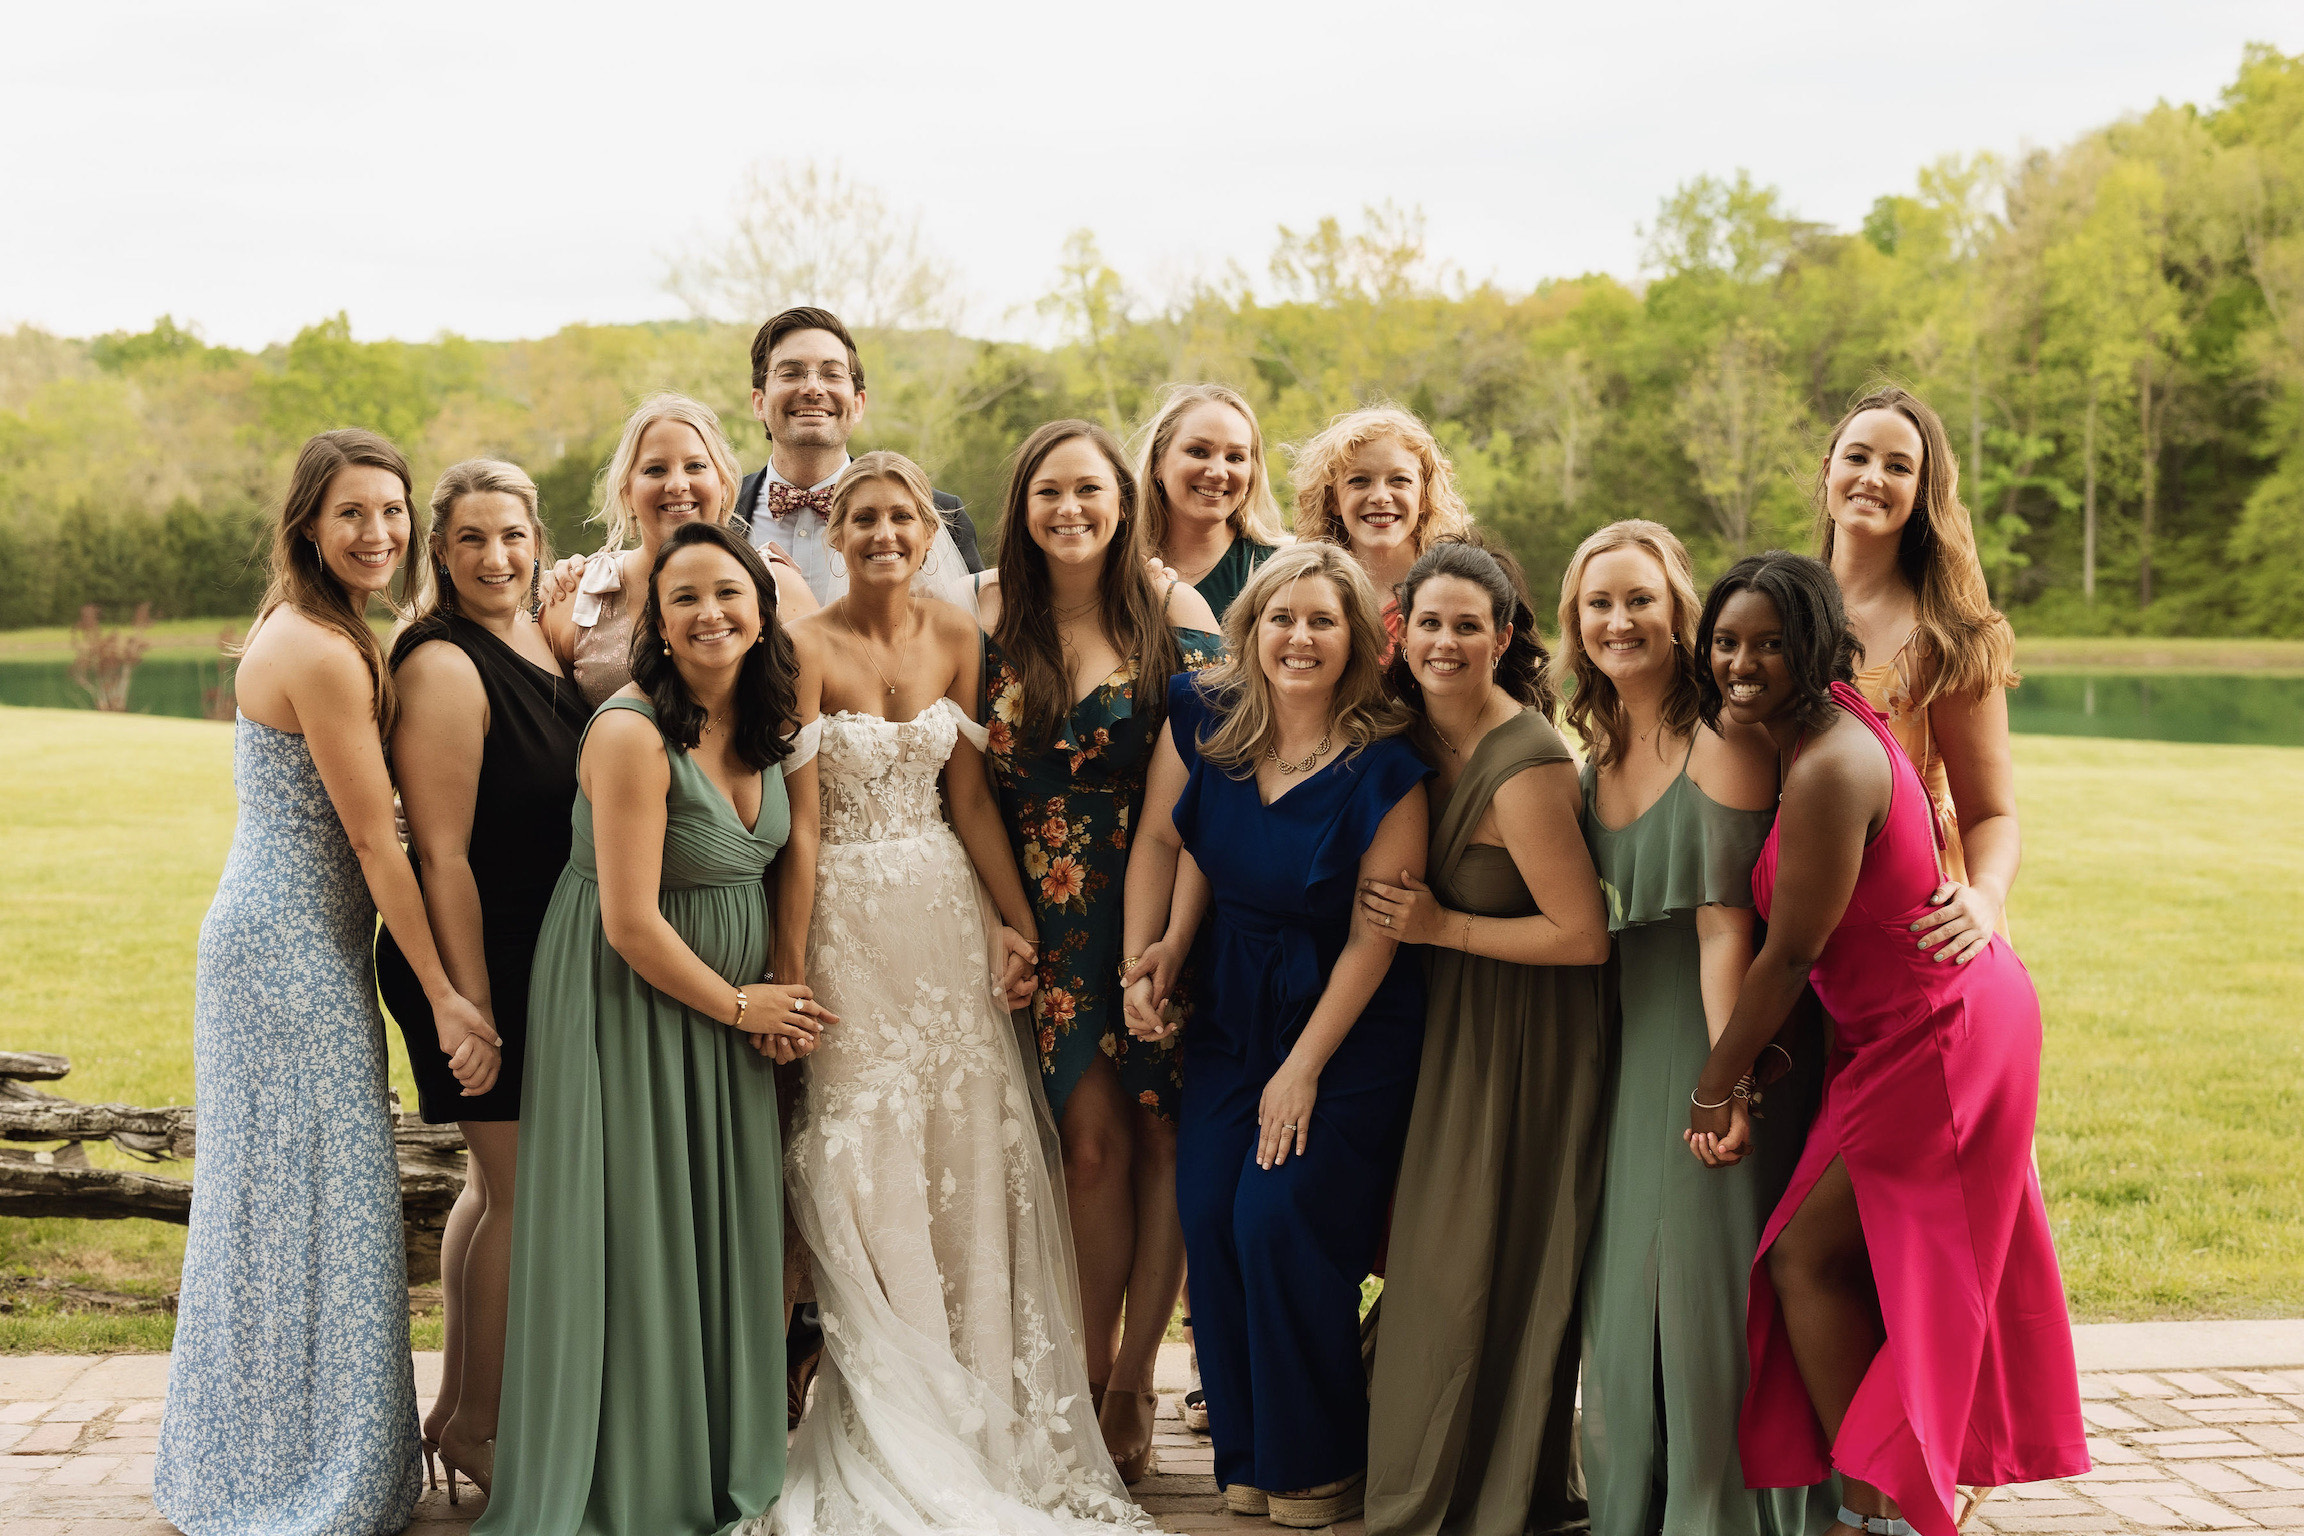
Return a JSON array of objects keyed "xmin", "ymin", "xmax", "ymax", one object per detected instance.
[{"xmin": 984, "ymin": 627, "xmax": 1223, "ymax": 1123}]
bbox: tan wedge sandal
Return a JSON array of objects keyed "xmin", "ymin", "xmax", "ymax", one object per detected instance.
[{"xmin": 1267, "ymin": 1471, "xmax": 1364, "ymax": 1529}]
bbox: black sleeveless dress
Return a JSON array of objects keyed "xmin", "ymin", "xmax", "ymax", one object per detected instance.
[{"xmin": 377, "ymin": 613, "xmax": 588, "ymax": 1122}]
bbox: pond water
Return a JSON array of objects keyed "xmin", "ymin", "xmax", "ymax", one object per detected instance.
[
  {"xmin": 4, "ymin": 658, "xmax": 2302, "ymax": 747},
  {"xmin": 0, "ymin": 657, "xmax": 231, "ymax": 721},
  {"xmin": 2005, "ymin": 673, "xmax": 2304, "ymax": 748}
]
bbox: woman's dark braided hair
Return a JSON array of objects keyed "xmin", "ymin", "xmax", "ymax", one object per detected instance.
[
  {"xmin": 1693, "ymin": 550, "xmax": 1862, "ymax": 737},
  {"xmin": 631, "ymin": 522, "xmax": 799, "ymax": 770},
  {"xmin": 1383, "ymin": 534, "xmax": 1557, "ymax": 719}
]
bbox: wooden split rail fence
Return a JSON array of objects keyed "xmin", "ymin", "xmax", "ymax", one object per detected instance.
[{"xmin": 0, "ymin": 1050, "xmax": 466, "ymax": 1284}]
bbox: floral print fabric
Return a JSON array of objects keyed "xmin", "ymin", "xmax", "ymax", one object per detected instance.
[
  {"xmin": 155, "ymin": 717, "xmax": 422, "ymax": 1535},
  {"xmin": 982, "ymin": 628, "xmax": 1222, "ymax": 1123}
]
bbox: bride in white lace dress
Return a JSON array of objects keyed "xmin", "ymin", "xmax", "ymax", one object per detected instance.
[{"xmin": 760, "ymin": 453, "xmax": 1151, "ymax": 1535}]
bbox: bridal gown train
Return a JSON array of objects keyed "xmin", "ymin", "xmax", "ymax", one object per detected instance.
[{"xmin": 766, "ymin": 699, "xmax": 1151, "ymax": 1536}]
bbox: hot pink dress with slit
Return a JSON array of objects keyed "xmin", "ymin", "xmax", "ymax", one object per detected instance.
[{"xmin": 1743, "ymin": 682, "xmax": 2086, "ymax": 1536}]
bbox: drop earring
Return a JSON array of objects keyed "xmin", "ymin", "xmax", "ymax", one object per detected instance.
[{"xmin": 662, "ymin": 642, "xmax": 672, "ymax": 656}]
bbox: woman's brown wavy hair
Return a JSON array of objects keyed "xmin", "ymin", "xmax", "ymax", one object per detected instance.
[
  {"xmin": 991, "ymin": 420, "xmax": 1187, "ymax": 755},
  {"xmin": 1812, "ymin": 385, "xmax": 2019, "ymax": 709},
  {"xmin": 253, "ymin": 428, "xmax": 416, "ymax": 735}
]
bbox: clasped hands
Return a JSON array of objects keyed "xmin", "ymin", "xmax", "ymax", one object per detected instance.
[{"xmin": 435, "ymin": 991, "xmax": 503, "ymax": 1097}]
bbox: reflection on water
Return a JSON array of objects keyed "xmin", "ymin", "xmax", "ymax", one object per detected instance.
[
  {"xmin": 2006, "ymin": 673, "xmax": 2304, "ymax": 747},
  {"xmin": 0, "ymin": 657, "xmax": 229, "ymax": 720},
  {"xmin": 4, "ymin": 658, "xmax": 2302, "ymax": 747}
]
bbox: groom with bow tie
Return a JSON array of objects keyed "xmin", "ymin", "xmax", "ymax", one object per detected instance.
[{"xmin": 734, "ymin": 305, "xmax": 983, "ymax": 603}]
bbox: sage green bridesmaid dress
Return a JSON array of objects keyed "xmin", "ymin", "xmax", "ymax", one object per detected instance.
[
  {"xmin": 1367, "ymin": 709, "xmax": 1607, "ymax": 1536},
  {"xmin": 478, "ymin": 696, "xmax": 790, "ymax": 1536},
  {"xmin": 1576, "ymin": 748, "xmax": 1834, "ymax": 1536}
]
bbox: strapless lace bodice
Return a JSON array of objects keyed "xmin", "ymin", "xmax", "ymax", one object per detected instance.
[{"xmin": 816, "ymin": 699, "xmax": 988, "ymax": 846}]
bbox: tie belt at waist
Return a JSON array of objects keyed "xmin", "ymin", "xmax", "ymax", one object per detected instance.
[{"xmin": 1212, "ymin": 907, "xmax": 1328, "ymax": 1052}]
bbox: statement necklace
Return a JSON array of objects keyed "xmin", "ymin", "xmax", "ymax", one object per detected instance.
[{"xmin": 1269, "ymin": 727, "xmax": 1334, "ymax": 775}]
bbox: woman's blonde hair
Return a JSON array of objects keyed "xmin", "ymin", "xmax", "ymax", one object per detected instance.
[
  {"xmin": 826, "ymin": 449, "xmax": 939, "ymax": 548},
  {"xmin": 1812, "ymin": 384, "xmax": 2019, "ymax": 709},
  {"xmin": 592, "ymin": 392, "xmax": 742, "ymax": 553},
  {"xmin": 410, "ymin": 459, "xmax": 546, "ymax": 624},
  {"xmin": 1131, "ymin": 382, "xmax": 1286, "ymax": 549},
  {"xmin": 1551, "ymin": 519, "xmax": 1705, "ymax": 770},
  {"xmin": 1286, "ymin": 404, "xmax": 1472, "ymax": 560},
  {"xmin": 1194, "ymin": 541, "xmax": 1410, "ymax": 775}
]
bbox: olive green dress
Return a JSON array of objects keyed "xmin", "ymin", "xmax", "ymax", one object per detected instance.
[
  {"xmin": 1367, "ymin": 710, "xmax": 1608, "ymax": 1536},
  {"xmin": 1576, "ymin": 752, "xmax": 1833, "ymax": 1536},
  {"xmin": 478, "ymin": 697, "xmax": 790, "ymax": 1536}
]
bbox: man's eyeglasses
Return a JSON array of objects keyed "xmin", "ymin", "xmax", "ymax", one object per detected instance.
[{"xmin": 771, "ymin": 364, "xmax": 854, "ymax": 387}]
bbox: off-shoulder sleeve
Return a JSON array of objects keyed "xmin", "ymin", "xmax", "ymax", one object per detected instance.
[
  {"xmin": 781, "ymin": 717, "xmax": 821, "ymax": 775},
  {"xmin": 940, "ymin": 695, "xmax": 991, "ymax": 754},
  {"xmin": 1603, "ymin": 789, "xmax": 1776, "ymax": 931},
  {"xmin": 1307, "ymin": 737, "xmax": 1433, "ymax": 891}
]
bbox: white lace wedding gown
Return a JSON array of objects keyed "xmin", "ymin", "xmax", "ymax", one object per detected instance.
[{"xmin": 763, "ymin": 700, "xmax": 1152, "ymax": 1536}]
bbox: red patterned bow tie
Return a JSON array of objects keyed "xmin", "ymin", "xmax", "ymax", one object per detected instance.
[{"xmin": 765, "ymin": 481, "xmax": 834, "ymax": 520}]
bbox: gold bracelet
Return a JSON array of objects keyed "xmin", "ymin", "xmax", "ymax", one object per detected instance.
[
  {"xmin": 731, "ymin": 986, "xmax": 749, "ymax": 1031},
  {"xmin": 1119, "ymin": 953, "xmax": 1143, "ymax": 982},
  {"xmin": 1460, "ymin": 910, "xmax": 1474, "ymax": 952}
]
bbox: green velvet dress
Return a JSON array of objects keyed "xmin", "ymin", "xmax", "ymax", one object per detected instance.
[
  {"xmin": 478, "ymin": 697, "xmax": 790, "ymax": 1536},
  {"xmin": 1576, "ymin": 755, "xmax": 1834, "ymax": 1536}
]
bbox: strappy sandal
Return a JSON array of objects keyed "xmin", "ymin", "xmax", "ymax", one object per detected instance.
[
  {"xmin": 1179, "ymin": 1312, "xmax": 1209, "ymax": 1433},
  {"xmin": 1837, "ymin": 1506, "xmax": 1915, "ymax": 1535},
  {"xmin": 786, "ymin": 1346, "xmax": 821, "ymax": 1429}
]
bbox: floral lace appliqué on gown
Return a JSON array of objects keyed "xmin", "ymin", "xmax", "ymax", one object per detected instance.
[{"xmin": 764, "ymin": 699, "xmax": 1152, "ymax": 1536}]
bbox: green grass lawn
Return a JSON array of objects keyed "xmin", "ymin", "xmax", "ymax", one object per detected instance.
[{"xmin": 2, "ymin": 704, "xmax": 2300, "ymax": 1349}]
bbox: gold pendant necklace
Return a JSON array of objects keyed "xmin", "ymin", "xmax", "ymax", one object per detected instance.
[{"xmin": 843, "ymin": 603, "xmax": 915, "ymax": 699}]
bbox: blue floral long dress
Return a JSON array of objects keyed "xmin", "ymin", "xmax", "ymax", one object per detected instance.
[
  {"xmin": 156, "ymin": 716, "xmax": 422, "ymax": 1536},
  {"xmin": 982, "ymin": 627, "xmax": 1222, "ymax": 1123}
]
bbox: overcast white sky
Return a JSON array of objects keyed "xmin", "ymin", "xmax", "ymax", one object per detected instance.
[{"xmin": 3, "ymin": 0, "xmax": 2295, "ymax": 350}]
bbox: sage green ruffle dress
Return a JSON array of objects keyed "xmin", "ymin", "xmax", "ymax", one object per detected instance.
[{"xmin": 1577, "ymin": 758, "xmax": 1834, "ymax": 1536}]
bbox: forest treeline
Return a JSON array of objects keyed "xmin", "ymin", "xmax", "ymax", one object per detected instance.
[{"xmin": 3, "ymin": 44, "xmax": 2300, "ymax": 634}]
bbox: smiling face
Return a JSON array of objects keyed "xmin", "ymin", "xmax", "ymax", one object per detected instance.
[
  {"xmin": 655, "ymin": 542, "xmax": 761, "ymax": 673},
  {"xmin": 1404, "ymin": 574, "xmax": 1506, "ymax": 701},
  {"xmin": 753, "ymin": 327, "xmax": 862, "ymax": 452},
  {"xmin": 308, "ymin": 463, "xmax": 410, "ymax": 598},
  {"xmin": 830, "ymin": 476, "xmax": 932, "ymax": 589},
  {"xmin": 1335, "ymin": 434, "xmax": 1424, "ymax": 560},
  {"xmin": 1709, "ymin": 587, "xmax": 1792, "ymax": 728},
  {"xmin": 1825, "ymin": 407, "xmax": 1925, "ymax": 543},
  {"xmin": 627, "ymin": 419, "xmax": 725, "ymax": 551},
  {"xmin": 1577, "ymin": 543, "xmax": 1679, "ymax": 694},
  {"xmin": 1255, "ymin": 574, "xmax": 1351, "ymax": 708},
  {"xmin": 441, "ymin": 491, "xmax": 537, "ymax": 621},
  {"xmin": 1157, "ymin": 400, "xmax": 1255, "ymax": 537},
  {"xmin": 1027, "ymin": 434, "xmax": 1124, "ymax": 571}
]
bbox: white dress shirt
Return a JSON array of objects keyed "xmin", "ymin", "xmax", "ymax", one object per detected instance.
[{"xmin": 749, "ymin": 457, "xmax": 966, "ymax": 607}]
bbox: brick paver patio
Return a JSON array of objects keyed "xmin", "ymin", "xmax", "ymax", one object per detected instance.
[{"xmin": 5, "ymin": 1325, "xmax": 2303, "ymax": 1533}]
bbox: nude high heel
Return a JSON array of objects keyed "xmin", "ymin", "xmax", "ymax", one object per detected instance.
[{"xmin": 1098, "ymin": 1388, "xmax": 1158, "ymax": 1485}]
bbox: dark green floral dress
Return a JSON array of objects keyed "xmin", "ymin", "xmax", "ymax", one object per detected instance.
[{"xmin": 983, "ymin": 627, "xmax": 1223, "ymax": 1123}]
